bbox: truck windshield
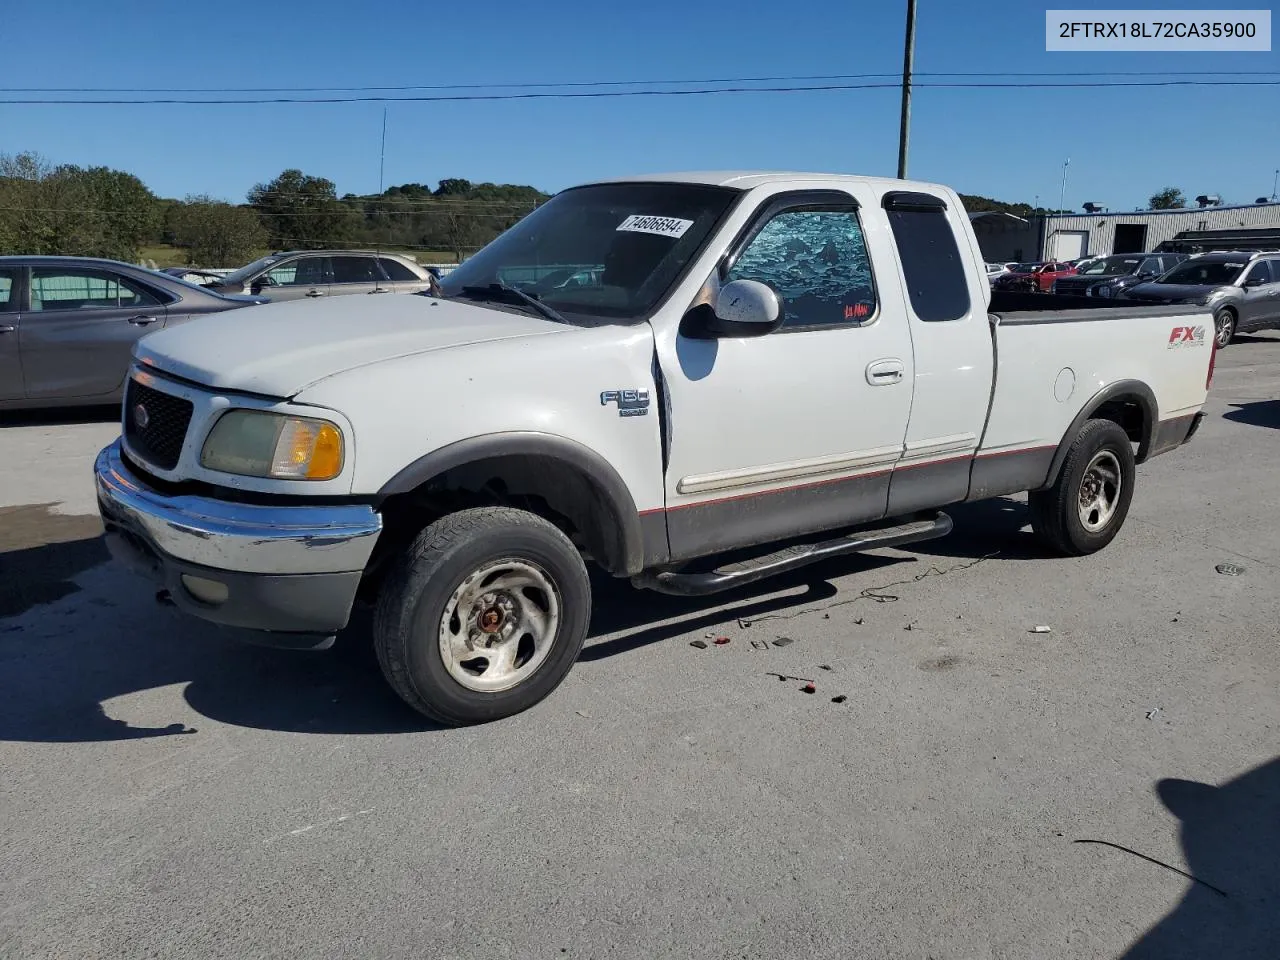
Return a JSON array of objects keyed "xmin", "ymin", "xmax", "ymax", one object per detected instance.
[
  {"xmin": 1159, "ymin": 260, "xmax": 1245, "ymax": 285},
  {"xmin": 439, "ymin": 182, "xmax": 741, "ymax": 321},
  {"xmin": 1082, "ymin": 256, "xmax": 1141, "ymax": 276}
]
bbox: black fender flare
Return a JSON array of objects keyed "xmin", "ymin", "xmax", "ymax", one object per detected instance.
[
  {"xmin": 1044, "ymin": 379, "xmax": 1157, "ymax": 487},
  {"xmin": 376, "ymin": 431, "xmax": 646, "ymax": 575}
]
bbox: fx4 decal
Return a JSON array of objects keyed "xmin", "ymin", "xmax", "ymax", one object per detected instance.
[
  {"xmin": 1168, "ymin": 325, "xmax": 1206, "ymax": 348},
  {"xmin": 600, "ymin": 389, "xmax": 650, "ymax": 417}
]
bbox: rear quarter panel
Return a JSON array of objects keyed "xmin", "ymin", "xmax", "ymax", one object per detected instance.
[{"xmin": 984, "ymin": 307, "xmax": 1213, "ymax": 462}]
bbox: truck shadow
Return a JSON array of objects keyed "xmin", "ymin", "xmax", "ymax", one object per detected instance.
[
  {"xmin": 1223, "ymin": 400, "xmax": 1280, "ymax": 430},
  {"xmin": 1118, "ymin": 755, "xmax": 1280, "ymax": 959},
  {"xmin": 907, "ymin": 496, "xmax": 1045, "ymax": 561},
  {"xmin": 0, "ymin": 528, "xmax": 903, "ymax": 742}
]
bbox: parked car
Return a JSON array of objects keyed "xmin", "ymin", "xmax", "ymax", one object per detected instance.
[
  {"xmin": 95, "ymin": 171, "xmax": 1214, "ymax": 725},
  {"xmin": 208, "ymin": 250, "xmax": 436, "ymax": 301},
  {"xmin": 0, "ymin": 256, "xmax": 265, "ymax": 410},
  {"xmin": 985, "ymin": 262, "xmax": 1011, "ymax": 284},
  {"xmin": 1053, "ymin": 252, "xmax": 1188, "ymax": 298},
  {"xmin": 161, "ymin": 267, "xmax": 226, "ymax": 286},
  {"xmin": 993, "ymin": 261, "xmax": 1077, "ymax": 293},
  {"xmin": 1122, "ymin": 251, "xmax": 1280, "ymax": 346}
]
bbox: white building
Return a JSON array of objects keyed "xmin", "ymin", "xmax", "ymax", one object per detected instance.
[{"xmin": 971, "ymin": 200, "xmax": 1280, "ymax": 263}]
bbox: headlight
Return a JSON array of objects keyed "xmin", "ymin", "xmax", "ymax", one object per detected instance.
[
  {"xmin": 200, "ymin": 410, "xmax": 344, "ymax": 480},
  {"xmin": 1097, "ymin": 285, "xmax": 1113, "ymax": 298}
]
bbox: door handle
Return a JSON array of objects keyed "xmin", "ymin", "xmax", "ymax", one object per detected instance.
[
  {"xmin": 0, "ymin": 324, "xmax": 14, "ymax": 334},
  {"xmin": 866, "ymin": 358, "xmax": 906, "ymax": 386},
  {"xmin": 126, "ymin": 316, "xmax": 158, "ymax": 326},
  {"xmin": 306, "ymin": 289, "xmax": 327, "ymax": 298}
]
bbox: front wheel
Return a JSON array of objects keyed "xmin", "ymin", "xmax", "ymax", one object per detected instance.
[
  {"xmin": 373, "ymin": 507, "xmax": 591, "ymax": 725},
  {"xmin": 1214, "ymin": 308, "xmax": 1236, "ymax": 348},
  {"xmin": 1029, "ymin": 419, "xmax": 1136, "ymax": 556}
]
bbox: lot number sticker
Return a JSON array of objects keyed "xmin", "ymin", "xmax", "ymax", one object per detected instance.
[{"xmin": 617, "ymin": 215, "xmax": 694, "ymax": 238}]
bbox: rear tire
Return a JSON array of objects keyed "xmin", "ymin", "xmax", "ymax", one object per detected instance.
[
  {"xmin": 1029, "ymin": 419, "xmax": 1136, "ymax": 556},
  {"xmin": 1214, "ymin": 307, "xmax": 1236, "ymax": 348},
  {"xmin": 373, "ymin": 507, "xmax": 591, "ymax": 726}
]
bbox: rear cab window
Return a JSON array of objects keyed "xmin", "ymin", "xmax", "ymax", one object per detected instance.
[{"xmin": 882, "ymin": 191, "xmax": 971, "ymax": 322}]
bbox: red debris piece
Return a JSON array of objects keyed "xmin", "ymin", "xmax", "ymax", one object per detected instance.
[
  {"xmin": 802, "ymin": 683, "xmax": 817, "ymax": 694},
  {"xmin": 713, "ymin": 636, "xmax": 731, "ymax": 645}
]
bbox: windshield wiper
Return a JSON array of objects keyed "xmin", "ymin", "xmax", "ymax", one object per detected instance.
[{"xmin": 459, "ymin": 283, "xmax": 569, "ymax": 325}]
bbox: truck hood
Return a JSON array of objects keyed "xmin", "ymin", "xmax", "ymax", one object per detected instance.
[{"xmin": 135, "ymin": 294, "xmax": 569, "ymax": 397}]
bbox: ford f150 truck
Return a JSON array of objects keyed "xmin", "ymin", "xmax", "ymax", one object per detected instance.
[{"xmin": 95, "ymin": 172, "xmax": 1216, "ymax": 725}]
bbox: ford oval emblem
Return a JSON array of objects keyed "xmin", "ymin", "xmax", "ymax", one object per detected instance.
[{"xmin": 132, "ymin": 403, "xmax": 150, "ymax": 430}]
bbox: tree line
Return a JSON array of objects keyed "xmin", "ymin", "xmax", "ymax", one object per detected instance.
[{"xmin": 0, "ymin": 152, "xmax": 549, "ymax": 267}]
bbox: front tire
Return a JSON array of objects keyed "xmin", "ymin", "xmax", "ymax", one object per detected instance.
[
  {"xmin": 1214, "ymin": 307, "xmax": 1236, "ymax": 348},
  {"xmin": 373, "ymin": 507, "xmax": 591, "ymax": 725},
  {"xmin": 1029, "ymin": 419, "xmax": 1136, "ymax": 556}
]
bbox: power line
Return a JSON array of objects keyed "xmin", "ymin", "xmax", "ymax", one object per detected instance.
[
  {"xmin": 4, "ymin": 69, "xmax": 1277, "ymax": 94},
  {"xmin": 4, "ymin": 78, "xmax": 1279, "ymax": 105}
]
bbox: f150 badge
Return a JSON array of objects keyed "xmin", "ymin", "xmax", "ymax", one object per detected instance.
[
  {"xmin": 600, "ymin": 389, "xmax": 650, "ymax": 417},
  {"xmin": 1168, "ymin": 325, "xmax": 1206, "ymax": 347}
]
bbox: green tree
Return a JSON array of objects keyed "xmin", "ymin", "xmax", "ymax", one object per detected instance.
[
  {"xmin": 0, "ymin": 153, "xmax": 157, "ymax": 260},
  {"xmin": 434, "ymin": 178, "xmax": 473, "ymax": 197},
  {"xmin": 1148, "ymin": 187, "xmax": 1185, "ymax": 210},
  {"xmin": 248, "ymin": 169, "xmax": 357, "ymax": 249},
  {"xmin": 172, "ymin": 195, "xmax": 266, "ymax": 266}
]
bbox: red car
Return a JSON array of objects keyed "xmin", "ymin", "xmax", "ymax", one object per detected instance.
[{"xmin": 993, "ymin": 261, "xmax": 1078, "ymax": 293}]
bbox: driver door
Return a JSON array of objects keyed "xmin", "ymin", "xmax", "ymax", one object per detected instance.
[{"xmin": 656, "ymin": 188, "xmax": 915, "ymax": 561}]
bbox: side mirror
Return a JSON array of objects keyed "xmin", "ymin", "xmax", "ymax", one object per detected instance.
[
  {"xmin": 1244, "ymin": 275, "xmax": 1266, "ymax": 288},
  {"xmin": 707, "ymin": 279, "xmax": 784, "ymax": 337}
]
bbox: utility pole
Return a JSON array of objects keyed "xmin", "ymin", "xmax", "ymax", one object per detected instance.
[
  {"xmin": 896, "ymin": 0, "xmax": 917, "ymax": 180},
  {"xmin": 1272, "ymin": 167, "xmax": 1278, "ymax": 200},
  {"xmin": 378, "ymin": 108, "xmax": 388, "ymax": 195},
  {"xmin": 1058, "ymin": 157, "xmax": 1070, "ymax": 213}
]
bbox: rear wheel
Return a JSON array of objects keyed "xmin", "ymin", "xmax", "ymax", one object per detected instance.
[
  {"xmin": 373, "ymin": 507, "xmax": 591, "ymax": 725},
  {"xmin": 1029, "ymin": 419, "xmax": 1136, "ymax": 556},
  {"xmin": 1214, "ymin": 307, "xmax": 1236, "ymax": 348}
]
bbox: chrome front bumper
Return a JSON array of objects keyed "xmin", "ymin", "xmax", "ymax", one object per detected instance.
[{"xmin": 95, "ymin": 439, "xmax": 382, "ymax": 636}]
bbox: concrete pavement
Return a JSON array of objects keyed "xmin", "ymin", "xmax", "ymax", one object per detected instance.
[{"xmin": 1, "ymin": 341, "xmax": 1278, "ymax": 959}]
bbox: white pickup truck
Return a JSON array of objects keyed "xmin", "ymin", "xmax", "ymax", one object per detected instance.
[{"xmin": 95, "ymin": 172, "xmax": 1216, "ymax": 725}]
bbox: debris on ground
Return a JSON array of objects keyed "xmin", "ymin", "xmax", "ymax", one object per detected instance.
[
  {"xmin": 853, "ymin": 617, "xmax": 864, "ymax": 625},
  {"xmin": 831, "ymin": 695, "xmax": 848, "ymax": 704},
  {"xmin": 818, "ymin": 664, "xmax": 833, "ymax": 672},
  {"xmin": 705, "ymin": 632, "xmax": 716, "ymax": 639},
  {"xmin": 1030, "ymin": 625, "xmax": 1052, "ymax": 634},
  {"xmin": 1216, "ymin": 562, "xmax": 1245, "ymax": 577},
  {"xmin": 904, "ymin": 621, "xmax": 917, "ymax": 631},
  {"xmin": 750, "ymin": 640, "xmax": 770, "ymax": 650},
  {"xmin": 689, "ymin": 640, "xmax": 708, "ymax": 649},
  {"xmin": 802, "ymin": 683, "xmax": 817, "ymax": 694},
  {"xmin": 713, "ymin": 636, "xmax": 731, "ymax": 646},
  {"xmin": 772, "ymin": 637, "xmax": 794, "ymax": 648},
  {"xmin": 767, "ymin": 672, "xmax": 815, "ymax": 683},
  {"xmin": 1146, "ymin": 707, "xmax": 1162, "ymax": 720},
  {"xmin": 575, "ymin": 710, "xmax": 590, "ymax": 719}
]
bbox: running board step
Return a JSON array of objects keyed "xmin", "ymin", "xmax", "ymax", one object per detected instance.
[{"xmin": 633, "ymin": 512, "xmax": 954, "ymax": 597}]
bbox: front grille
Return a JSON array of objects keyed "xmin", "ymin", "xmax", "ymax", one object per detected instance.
[{"xmin": 123, "ymin": 379, "xmax": 193, "ymax": 470}]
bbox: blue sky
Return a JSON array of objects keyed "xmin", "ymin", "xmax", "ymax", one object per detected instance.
[{"xmin": 3, "ymin": 1, "xmax": 1276, "ymax": 210}]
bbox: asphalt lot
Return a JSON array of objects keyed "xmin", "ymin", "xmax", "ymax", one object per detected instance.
[{"xmin": 2, "ymin": 340, "xmax": 1278, "ymax": 960}]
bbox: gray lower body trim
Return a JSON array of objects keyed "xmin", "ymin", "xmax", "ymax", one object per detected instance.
[
  {"xmin": 888, "ymin": 457, "xmax": 971, "ymax": 515},
  {"xmin": 1147, "ymin": 413, "xmax": 1201, "ymax": 459},
  {"xmin": 664, "ymin": 470, "xmax": 891, "ymax": 562},
  {"xmin": 968, "ymin": 446, "xmax": 1057, "ymax": 500}
]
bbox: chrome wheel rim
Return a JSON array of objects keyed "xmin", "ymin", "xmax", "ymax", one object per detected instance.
[
  {"xmin": 1078, "ymin": 450, "xmax": 1122, "ymax": 533},
  {"xmin": 438, "ymin": 559, "xmax": 561, "ymax": 693},
  {"xmin": 1215, "ymin": 313, "xmax": 1234, "ymax": 348}
]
